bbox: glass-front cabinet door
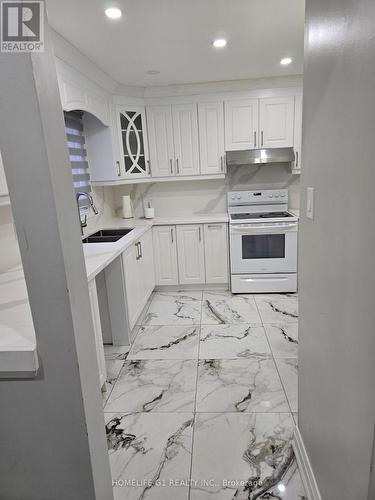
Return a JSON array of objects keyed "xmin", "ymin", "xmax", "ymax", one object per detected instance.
[{"xmin": 116, "ymin": 106, "xmax": 150, "ymax": 178}]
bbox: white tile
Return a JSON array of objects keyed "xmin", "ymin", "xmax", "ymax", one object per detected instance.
[
  {"xmin": 128, "ymin": 325, "xmax": 199, "ymax": 360},
  {"xmin": 106, "ymin": 412, "xmax": 193, "ymax": 500},
  {"xmin": 104, "ymin": 345, "xmax": 130, "ymax": 361},
  {"xmin": 106, "ymin": 359, "xmax": 197, "ymax": 413},
  {"xmin": 196, "ymin": 358, "xmax": 289, "ymax": 413},
  {"xmin": 276, "ymin": 358, "xmax": 298, "ymax": 412},
  {"xmin": 199, "ymin": 324, "xmax": 271, "ymax": 359},
  {"xmin": 102, "ymin": 359, "xmax": 124, "ymax": 406},
  {"xmin": 202, "ymin": 292, "xmax": 261, "ymax": 324},
  {"xmin": 142, "ymin": 292, "xmax": 202, "ymax": 326},
  {"xmin": 255, "ymin": 296, "xmax": 298, "ymax": 324},
  {"xmin": 264, "ymin": 323, "xmax": 298, "ymax": 358},
  {"xmin": 191, "ymin": 412, "xmax": 306, "ymax": 499}
]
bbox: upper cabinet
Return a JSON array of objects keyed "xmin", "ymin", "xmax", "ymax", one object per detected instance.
[
  {"xmin": 259, "ymin": 96, "xmax": 294, "ymax": 148},
  {"xmin": 116, "ymin": 106, "xmax": 150, "ymax": 179},
  {"xmin": 172, "ymin": 104, "xmax": 200, "ymax": 176},
  {"xmin": 147, "ymin": 105, "xmax": 175, "ymax": 177},
  {"xmin": 224, "ymin": 96, "xmax": 295, "ymax": 151},
  {"xmin": 198, "ymin": 102, "xmax": 225, "ymax": 175},
  {"xmin": 292, "ymin": 94, "xmax": 303, "ymax": 174},
  {"xmin": 225, "ymin": 99, "xmax": 259, "ymax": 151}
]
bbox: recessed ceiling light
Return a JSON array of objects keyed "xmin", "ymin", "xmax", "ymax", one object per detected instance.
[
  {"xmin": 105, "ymin": 7, "xmax": 122, "ymax": 19},
  {"xmin": 280, "ymin": 57, "xmax": 292, "ymax": 66},
  {"xmin": 213, "ymin": 38, "xmax": 227, "ymax": 49},
  {"xmin": 277, "ymin": 484, "xmax": 286, "ymax": 493},
  {"xmin": 146, "ymin": 70, "xmax": 160, "ymax": 75}
]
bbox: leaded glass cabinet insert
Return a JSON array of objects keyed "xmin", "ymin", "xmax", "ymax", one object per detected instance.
[{"xmin": 117, "ymin": 106, "xmax": 150, "ymax": 178}]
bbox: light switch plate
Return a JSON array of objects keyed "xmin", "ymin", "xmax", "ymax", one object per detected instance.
[{"xmin": 306, "ymin": 187, "xmax": 314, "ymax": 219}]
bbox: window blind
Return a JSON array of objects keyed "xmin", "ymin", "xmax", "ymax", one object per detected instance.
[{"xmin": 63, "ymin": 110, "xmax": 91, "ymax": 208}]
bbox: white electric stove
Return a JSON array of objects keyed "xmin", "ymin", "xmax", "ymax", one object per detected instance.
[{"xmin": 228, "ymin": 189, "xmax": 298, "ymax": 293}]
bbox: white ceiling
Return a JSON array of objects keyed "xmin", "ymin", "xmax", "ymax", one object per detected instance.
[{"xmin": 46, "ymin": 0, "xmax": 305, "ymax": 87}]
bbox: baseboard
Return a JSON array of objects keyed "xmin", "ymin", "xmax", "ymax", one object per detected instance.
[
  {"xmin": 293, "ymin": 426, "xmax": 322, "ymax": 500},
  {"xmin": 154, "ymin": 283, "xmax": 229, "ymax": 292}
]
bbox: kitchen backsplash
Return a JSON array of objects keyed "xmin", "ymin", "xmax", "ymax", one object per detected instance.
[{"xmin": 112, "ymin": 163, "xmax": 300, "ymax": 218}]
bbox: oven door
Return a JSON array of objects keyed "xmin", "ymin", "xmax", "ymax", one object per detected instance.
[{"xmin": 230, "ymin": 222, "xmax": 298, "ymax": 274}]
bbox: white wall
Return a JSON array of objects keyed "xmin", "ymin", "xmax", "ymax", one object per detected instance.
[
  {"xmin": 112, "ymin": 165, "xmax": 300, "ymax": 218},
  {"xmin": 299, "ymin": 1, "xmax": 375, "ymax": 499},
  {"xmin": 0, "ymin": 206, "xmax": 21, "ymax": 272}
]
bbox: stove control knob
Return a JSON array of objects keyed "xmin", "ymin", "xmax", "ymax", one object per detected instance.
[
  {"xmin": 275, "ymin": 194, "xmax": 280, "ymax": 198},
  {"xmin": 281, "ymin": 193, "xmax": 286, "ymax": 198},
  {"xmin": 231, "ymin": 195, "xmax": 236, "ymax": 200},
  {"xmin": 237, "ymin": 195, "xmax": 241, "ymax": 200},
  {"xmin": 269, "ymin": 194, "xmax": 273, "ymax": 198}
]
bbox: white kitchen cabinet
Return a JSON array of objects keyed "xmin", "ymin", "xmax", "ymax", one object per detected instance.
[
  {"xmin": 176, "ymin": 225, "xmax": 205, "ymax": 285},
  {"xmin": 224, "ymin": 99, "xmax": 259, "ymax": 151},
  {"xmin": 122, "ymin": 229, "xmax": 155, "ymax": 330},
  {"xmin": 0, "ymin": 151, "xmax": 8, "ymax": 197},
  {"xmin": 172, "ymin": 104, "xmax": 200, "ymax": 176},
  {"xmin": 153, "ymin": 226, "xmax": 179, "ymax": 286},
  {"xmin": 116, "ymin": 105, "xmax": 151, "ymax": 179},
  {"xmin": 198, "ymin": 102, "xmax": 225, "ymax": 174},
  {"xmin": 259, "ymin": 96, "xmax": 295, "ymax": 148},
  {"xmin": 293, "ymin": 94, "xmax": 303, "ymax": 174},
  {"xmin": 147, "ymin": 105, "xmax": 175, "ymax": 177},
  {"xmin": 88, "ymin": 279, "xmax": 107, "ymax": 388},
  {"xmin": 204, "ymin": 223, "xmax": 228, "ymax": 284}
]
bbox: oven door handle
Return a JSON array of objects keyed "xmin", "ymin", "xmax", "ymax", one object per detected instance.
[{"xmin": 231, "ymin": 223, "xmax": 298, "ymax": 234}]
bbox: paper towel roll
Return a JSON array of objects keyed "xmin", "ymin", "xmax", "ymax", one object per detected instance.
[{"xmin": 121, "ymin": 196, "xmax": 133, "ymax": 219}]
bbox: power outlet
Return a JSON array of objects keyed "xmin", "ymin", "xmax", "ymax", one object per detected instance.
[{"xmin": 306, "ymin": 187, "xmax": 314, "ymax": 219}]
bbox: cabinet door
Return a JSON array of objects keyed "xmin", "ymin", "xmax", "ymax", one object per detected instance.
[
  {"xmin": 224, "ymin": 99, "xmax": 259, "ymax": 151},
  {"xmin": 293, "ymin": 94, "xmax": 302, "ymax": 174},
  {"xmin": 117, "ymin": 106, "xmax": 151, "ymax": 179},
  {"xmin": 0, "ymin": 151, "xmax": 8, "ymax": 197},
  {"xmin": 198, "ymin": 102, "xmax": 225, "ymax": 175},
  {"xmin": 172, "ymin": 104, "xmax": 200, "ymax": 176},
  {"xmin": 177, "ymin": 225, "xmax": 205, "ymax": 285},
  {"xmin": 122, "ymin": 242, "xmax": 142, "ymax": 330},
  {"xmin": 204, "ymin": 224, "xmax": 229, "ymax": 284},
  {"xmin": 259, "ymin": 96, "xmax": 295, "ymax": 148},
  {"xmin": 153, "ymin": 226, "xmax": 179, "ymax": 286},
  {"xmin": 147, "ymin": 105, "xmax": 175, "ymax": 177},
  {"xmin": 138, "ymin": 229, "xmax": 156, "ymax": 302},
  {"xmin": 88, "ymin": 279, "xmax": 107, "ymax": 388}
]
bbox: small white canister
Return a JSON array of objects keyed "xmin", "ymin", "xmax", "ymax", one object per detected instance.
[{"xmin": 121, "ymin": 195, "xmax": 133, "ymax": 219}]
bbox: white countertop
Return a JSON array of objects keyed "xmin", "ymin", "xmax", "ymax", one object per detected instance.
[{"xmin": 0, "ymin": 213, "xmax": 229, "ymax": 376}]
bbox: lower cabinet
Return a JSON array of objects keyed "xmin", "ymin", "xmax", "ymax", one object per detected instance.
[
  {"xmin": 152, "ymin": 225, "xmax": 179, "ymax": 285},
  {"xmin": 204, "ymin": 223, "xmax": 228, "ymax": 284},
  {"xmin": 88, "ymin": 279, "xmax": 107, "ymax": 388},
  {"xmin": 122, "ymin": 229, "xmax": 155, "ymax": 330},
  {"xmin": 176, "ymin": 225, "xmax": 205, "ymax": 285},
  {"xmin": 153, "ymin": 223, "xmax": 229, "ymax": 286}
]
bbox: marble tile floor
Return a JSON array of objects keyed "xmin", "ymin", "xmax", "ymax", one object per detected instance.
[{"xmin": 103, "ymin": 291, "xmax": 304, "ymax": 499}]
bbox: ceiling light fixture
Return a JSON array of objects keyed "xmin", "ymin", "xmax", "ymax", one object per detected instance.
[
  {"xmin": 280, "ymin": 57, "xmax": 292, "ymax": 66},
  {"xmin": 105, "ymin": 7, "xmax": 122, "ymax": 19},
  {"xmin": 277, "ymin": 484, "xmax": 286, "ymax": 493},
  {"xmin": 213, "ymin": 38, "xmax": 227, "ymax": 49}
]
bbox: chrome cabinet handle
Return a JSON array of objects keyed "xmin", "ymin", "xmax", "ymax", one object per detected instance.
[
  {"xmin": 261, "ymin": 131, "xmax": 264, "ymax": 147},
  {"xmin": 254, "ymin": 131, "xmax": 257, "ymax": 147},
  {"xmin": 171, "ymin": 227, "xmax": 174, "ymax": 243},
  {"xmin": 135, "ymin": 242, "xmax": 140, "ymax": 260},
  {"xmin": 116, "ymin": 161, "xmax": 121, "ymax": 177},
  {"xmin": 147, "ymin": 160, "xmax": 151, "ymax": 175},
  {"xmin": 170, "ymin": 159, "xmax": 173, "ymax": 174},
  {"xmin": 139, "ymin": 241, "xmax": 143, "ymax": 258},
  {"xmin": 207, "ymin": 224, "xmax": 222, "ymax": 229},
  {"xmin": 220, "ymin": 156, "xmax": 224, "ymax": 172},
  {"xmin": 295, "ymin": 151, "xmax": 299, "ymax": 167},
  {"xmin": 198, "ymin": 226, "xmax": 202, "ymax": 241},
  {"xmin": 176, "ymin": 158, "xmax": 180, "ymax": 174}
]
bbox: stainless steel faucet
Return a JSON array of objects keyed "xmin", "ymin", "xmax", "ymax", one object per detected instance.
[{"xmin": 76, "ymin": 191, "xmax": 99, "ymax": 235}]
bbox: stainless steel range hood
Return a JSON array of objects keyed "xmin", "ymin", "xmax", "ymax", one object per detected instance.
[{"xmin": 226, "ymin": 147, "xmax": 295, "ymax": 166}]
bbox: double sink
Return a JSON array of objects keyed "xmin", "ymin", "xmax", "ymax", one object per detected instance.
[{"xmin": 82, "ymin": 228, "xmax": 133, "ymax": 244}]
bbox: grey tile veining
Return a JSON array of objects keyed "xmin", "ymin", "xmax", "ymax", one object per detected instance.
[
  {"xmin": 196, "ymin": 358, "xmax": 289, "ymax": 413},
  {"xmin": 106, "ymin": 412, "xmax": 193, "ymax": 500},
  {"xmin": 190, "ymin": 412, "xmax": 306, "ymax": 499},
  {"xmin": 201, "ymin": 291, "xmax": 262, "ymax": 325},
  {"xmin": 102, "ymin": 359, "xmax": 124, "ymax": 406},
  {"xmin": 105, "ymin": 359, "xmax": 197, "ymax": 413},
  {"xmin": 264, "ymin": 323, "xmax": 299, "ymax": 358},
  {"xmin": 199, "ymin": 324, "xmax": 271, "ymax": 359},
  {"xmin": 128, "ymin": 325, "xmax": 199, "ymax": 360},
  {"xmin": 104, "ymin": 345, "xmax": 130, "ymax": 361},
  {"xmin": 142, "ymin": 292, "xmax": 202, "ymax": 326},
  {"xmin": 276, "ymin": 358, "xmax": 298, "ymax": 412},
  {"xmin": 255, "ymin": 296, "xmax": 298, "ymax": 324}
]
